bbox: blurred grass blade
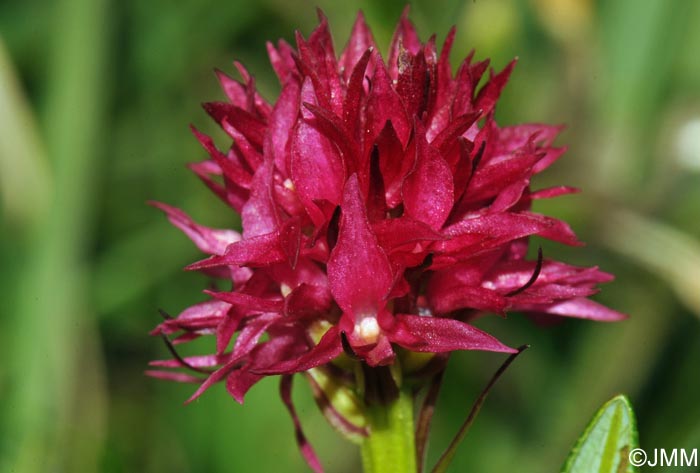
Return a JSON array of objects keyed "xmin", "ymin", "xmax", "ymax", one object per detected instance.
[
  {"xmin": 561, "ymin": 394, "xmax": 639, "ymax": 473},
  {"xmin": 600, "ymin": 207, "xmax": 700, "ymax": 318},
  {"xmin": 0, "ymin": 36, "xmax": 51, "ymax": 227},
  {"xmin": 1, "ymin": 0, "xmax": 109, "ymax": 470}
]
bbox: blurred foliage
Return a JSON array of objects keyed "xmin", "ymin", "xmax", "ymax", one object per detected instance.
[{"xmin": 1, "ymin": 0, "xmax": 699, "ymax": 472}]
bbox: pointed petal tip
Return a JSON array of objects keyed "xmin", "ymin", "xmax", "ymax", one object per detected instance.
[
  {"xmin": 213, "ymin": 68, "xmax": 229, "ymax": 83},
  {"xmin": 184, "ymin": 256, "xmax": 218, "ymax": 271},
  {"xmin": 145, "ymin": 370, "xmax": 203, "ymax": 384},
  {"xmin": 146, "ymin": 199, "xmax": 163, "ymax": 209},
  {"xmin": 597, "ymin": 309, "xmax": 629, "ymax": 322}
]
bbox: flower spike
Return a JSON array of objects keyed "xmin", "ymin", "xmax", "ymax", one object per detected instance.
[{"xmin": 148, "ymin": 10, "xmax": 626, "ymax": 469}]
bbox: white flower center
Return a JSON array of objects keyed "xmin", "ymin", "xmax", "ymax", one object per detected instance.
[
  {"xmin": 353, "ymin": 314, "xmax": 380, "ymax": 344},
  {"xmin": 280, "ymin": 283, "xmax": 292, "ymax": 297},
  {"xmin": 283, "ymin": 178, "xmax": 295, "ymax": 191}
]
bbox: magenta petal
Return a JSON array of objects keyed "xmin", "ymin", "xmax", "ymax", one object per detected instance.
[
  {"xmin": 494, "ymin": 124, "xmax": 565, "ymax": 175},
  {"xmin": 463, "ymin": 150, "xmax": 541, "ymax": 205},
  {"xmin": 216, "ymin": 309, "xmax": 241, "ymax": 354},
  {"xmin": 365, "ymin": 335, "xmax": 396, "ymax": 366},
  {"xmin": 188, "ymin": 160, "xmax": 245, "ymax": 210},
  {"xmin": 529, "ymin": 186, "xmax": 580, "ymax": 200},
  {"xmin": 186, "ymin": 221, "xmax": 301, "ymax": 270},
  {"xmin": 475, "ymin": 59, "xmax": 517, "ymax": 116},
  {"xmin": 151, "ymin": 300, "xmax": 231, "ymax": 336},
  {"xmin": 226, "ymin": 368, "xmax": 263, "ymax": 404},
  {"xmin": 366, "ymin": 58, "xmax": 411, "ymax": 145},
  {"xmin": 375, "ymin": 121, "xmax": 412, "ymax": 208},
  {"xmin": 443, "ymin": 212, "xmax": 548, "ymax": 239},
  {"xmin": 508, "ymin": 285, "xmax": 598, "ymax": 305},
  {"xmin": 484, "ymin": 259, "xmax": 612, "ymax": 293},
  {"xmin": 452, "ymin": 56, "xmax": 489, "ymax": 116},
  {"xmin": 431, "ymin": 112, "xmax": 480, "ymax": 154},
  {"xmin": 527, "ymin": 213, "xmax": 582, "ymax": 246},
  {"xmin": 342, "ymin": 48, "xmax": 372, "ymax": 139},
  {"xmin": 279, "ymin": 217, "xmax": 302, "ymax": 268},
  {"xmin": 268, "ymin": 257, "xmax": 328, "ymax": 288},
  {"xmin": 433, "ymin": 26, "xmax": 456, "ymax": 114},
  {"xmin": 428, "ymin": 285, "xmax": 507, "ymax": 315},
  {"xmin": 146, "ymin": 370, "xmax": 203, "ymax": 384},
  {"xmin": 247, "ymin": 326, "xmax": 309, "ymax": 371},
  {"xmin": 215, "ymin": 68, "xmax": 248, "ymax": 110},
  {"xmin": 253, "ymin": 326, "xmax": 342, "ymax": 375},
  {"xmin": 284, "ymin": 284, "xmax": 332, "ymax": 319},
  {"xmin": 520, "ymin": 297, "xmax": 628, "ymax": 321},
  {"xmin": 290, "ymin": 78, "xmax": 345, "ymax": 206},
  {"xmin": 391, "ymin": 314, "xmax": 516, "ymax": 353},
  {"xmin": 396, "ymin": 49, "xmax": 429, "ymax": 117},
  {"xmin": 171, "ymin": 300, "xmax": 230, "ymax": 324},
  {"xmin": 228, "ymin": 61, "xmax": 271, "ymax": 117},
  {"xmin": 228, "ymin": 328, "xmax": 310, "ymax": 403},
  {"xmin": 435, "ymin": 213, "xmax": 553, "ymax": 262},
  {"xmin": 266, "ymin": 39, "xmax": 297, "ymax": 83},
  {"xmin": 388, "ymin": 6, "xmax": 422, "ymax": 78},
  {"xmin": 242, "ymin": 160, "xmax": 280, "ymax": 238},
  {"xmin": 402, "ymin": 124, "xmax": 454, "ymax": 229},
  {"xmin": 300, "ymin": 15, "xmax": 343, "ymax": 114},
  {"xmin": 204, "ymin": 290, "xmax": 284, "ymax": 313},
  {"xmin": 149, "ymin": 353, "xmax": 230, "ymax": 369},
  {"xmin": 150, "ymin": 202, "xmax": 240, "ymax": 255},
  {"xmin": 232, "ymin": 313, "xmax": 281, "ymax": 358},
  {"xmin": 185, "ymin": 358, "xmax": 242, "ymax": 403},
  {"xmin": 263, "ymin": 79, "xmax": 300, "ymax": 176},
  {"xmin": 191, "ymin": 126, "xmax": 252, "ymax": 189},
  {"xmin": 327, "ymin": 175, "xmax": 393, "ymax": 315},
  {"xmin": 223, "ymin": 119, "xmax": 263, "ymax": 171},
  {"xmin": 372, "ymin": 216, "xmax": 443, "ymax": 253},
  {"xmin": 184, "ymin": 316, "xmax": 282, "ymax": 402},
  {"xmin": 343, "ymin": 20, "xmax": 375, "ymax": 66},
  {"xmin": 203, "ymin": 102, "xmax": 267, "ymax": 149},
  {"xmin": 171, "ymin": 332, "xmax": 202, "ymax": 344},
  {"xmin": 490, "ymin": 179, "xmax": 530, "ymax": 213},
  {"xmin": 340, "ymin": 12, "xmax": 377, "ymax": 80},
  {"xmin": 302, "ymin": 101, "xmax": 356, "ymax": 172},
  {"xmin": 533, "ymin": 146, "xmax": 567, "ymax": 173}
]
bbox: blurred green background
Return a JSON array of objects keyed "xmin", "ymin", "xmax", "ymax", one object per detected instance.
[{"xmin": 1, "ymin": 0, "xmax": 699, "ymax": 471}]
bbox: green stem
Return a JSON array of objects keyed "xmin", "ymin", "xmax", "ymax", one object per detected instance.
[{"xmin": 361, "ymin": 390, "xmax": 417, "ymax": 473}]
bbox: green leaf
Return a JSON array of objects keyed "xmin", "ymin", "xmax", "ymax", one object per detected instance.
[{"xmin": 562, "ymin": 394, "xmax": 639, "ymax": 473}]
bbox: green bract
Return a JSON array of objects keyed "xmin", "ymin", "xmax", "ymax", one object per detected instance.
[{"xmin": 562, "ymin": 394, "xmax": 639, "ymax": 473}]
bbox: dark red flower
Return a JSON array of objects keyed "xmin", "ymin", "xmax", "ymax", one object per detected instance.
[{"xmin": 148, "ymin": 9, "xmax": 625, "ymax": 470}]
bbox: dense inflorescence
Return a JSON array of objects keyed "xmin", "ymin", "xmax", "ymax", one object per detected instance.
[{"xmin": 147, "ymin": 10, "xmax": 624, "ymax": 468}]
